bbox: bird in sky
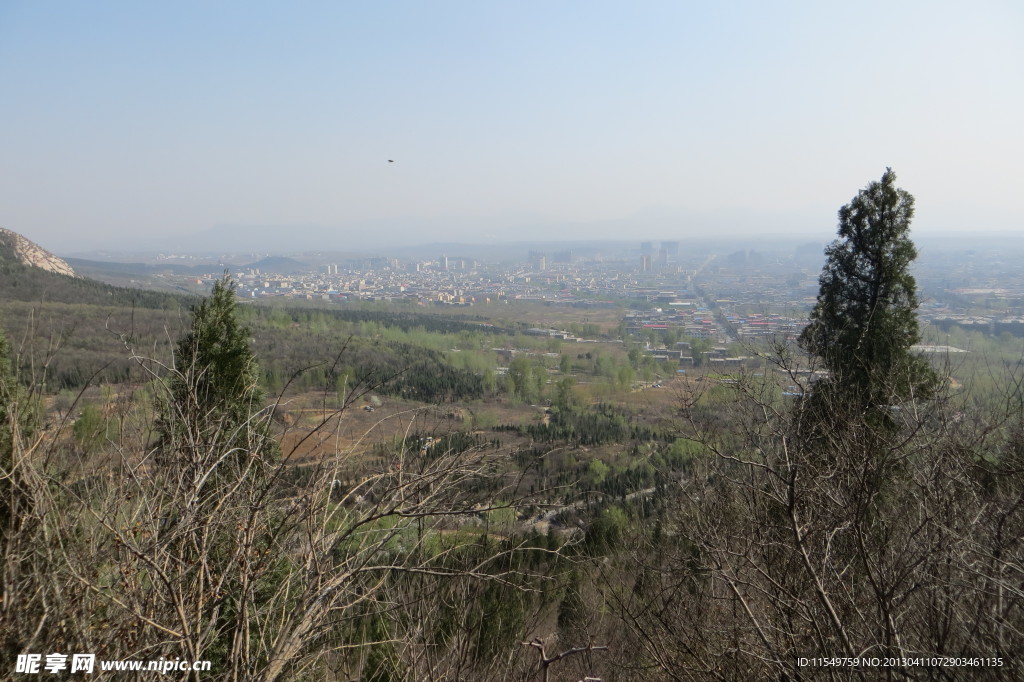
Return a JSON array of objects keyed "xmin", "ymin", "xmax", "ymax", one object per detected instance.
[{"xmin": 388, "ymin": 159, "xmax": 394, "ymax": 163}]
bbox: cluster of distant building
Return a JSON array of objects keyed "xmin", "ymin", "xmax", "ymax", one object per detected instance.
[{"xmin": 169, "ymin": 238, "xmax": 1024, "ymax": 348}]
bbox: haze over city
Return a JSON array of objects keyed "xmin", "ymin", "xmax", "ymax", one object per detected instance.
[{"xmin": 2, "ymin": 1, "xmax": 1022, "ymax": 253}]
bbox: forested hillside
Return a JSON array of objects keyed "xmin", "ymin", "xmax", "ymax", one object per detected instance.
[{"xmin": 0, "ymin": 252, "xmax": 190, "ymax": 309}]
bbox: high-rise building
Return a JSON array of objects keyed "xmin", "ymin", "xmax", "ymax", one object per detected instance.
[
  {"xmin": 661, "ymin": 241, "xmax": 679, "ymax": 266},
  {"xmin": 640, "ymin": 241, "xmax": 655, "ymax": 271}
]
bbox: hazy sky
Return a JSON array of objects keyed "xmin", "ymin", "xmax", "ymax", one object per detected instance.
[{"xmin": 2, "ymin": 1, "xmax": 1022, "ymax": 252}]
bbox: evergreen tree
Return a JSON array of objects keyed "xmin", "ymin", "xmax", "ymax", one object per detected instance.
[
  {"xmin": 0, "ymin": 327, "xmax": 35, "ymax": 545},
  {"xmin": 798, "ymin": 168, "xmax": 937, "ymax": 412},
  {"xmin": 159, "ymin": 275, "xmax": 276, "ymax": 463},
  {"xmin": 0, "ymin": 329, "xmax": 17, "ymax": 463},
  {"xmin": 0, "ymin": 329, "xmax": 19, "ymax": 537}
]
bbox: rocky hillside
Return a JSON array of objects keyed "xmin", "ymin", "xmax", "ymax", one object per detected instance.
[
  {"xmin": 0, "ymin": 228, "xmax": 190, "ymax": 309},
  {"xmin": 0, "ymin": 227, "xmax": 77, "ymax": 277}
]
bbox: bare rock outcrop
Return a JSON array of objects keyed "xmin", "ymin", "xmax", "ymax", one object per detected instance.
[{"xmin": 0, "ymin": 228, "xmax": 77, "ymax": 277}]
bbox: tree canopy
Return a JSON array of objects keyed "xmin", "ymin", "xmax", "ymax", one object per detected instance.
[
  {"xmin": 159, "ymin": 275, "xmax": 275, "ymax": 463},
  {"xmin": 0, "ymin": 329, "xmax": 20, "ymax": 538},
  {"xmin": 798, "ymin": 168, "xmax": 937, "ymax": 410}
]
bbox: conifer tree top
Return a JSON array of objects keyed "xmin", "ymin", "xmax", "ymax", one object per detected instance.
[
  {"xmin": 798, "ymin": 169, "xmax": 937, "ymax": 408},
  {"xmin": 158, "ymin": 274, "xmax": 276, "ymax": 463}
]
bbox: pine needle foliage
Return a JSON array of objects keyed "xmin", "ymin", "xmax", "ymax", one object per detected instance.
[
  {"xmin": 158, "ymin": 274, "xmax": 277, "ymax": 464},
  {"xmin": 799, "ymin": 168, "xmax": 938, "ymax": 412}
]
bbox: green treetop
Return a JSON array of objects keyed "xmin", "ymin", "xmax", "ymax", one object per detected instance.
[
  {"xmin": 0, "ymin": 328, "xmax": 35, "ymax": 540},
  {"xmin": 798, "ymin": 169, "xmax": 937, "ymax": 411},
  {"xmin": 159, "ymin": 275, "xmax": 275, "ymax": 462}
]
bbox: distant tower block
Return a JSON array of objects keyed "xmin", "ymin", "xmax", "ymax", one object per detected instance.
[
  {"xmin": 641, "ymin": 241, "xmax": 654, "ymax": 256},
  {"xmin": 442, "ymin": 254, "xmax": 449, "ymax": 271},
  {"xmin": 662, "ymin": 241, "xmax": 679, "ymax": 265},
  {"xmin": 528, "ymin": 250, "xmax": 547, "ymax": 271}
]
